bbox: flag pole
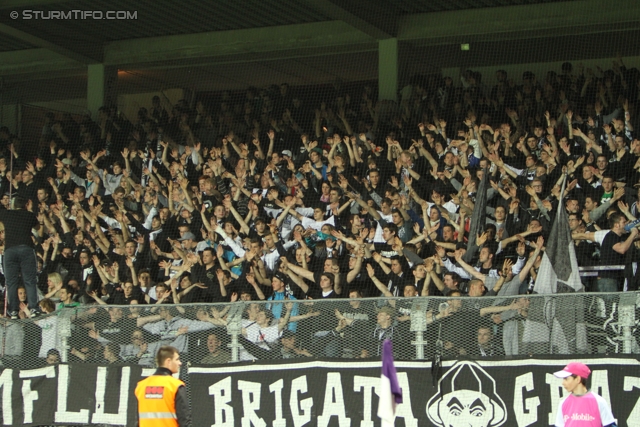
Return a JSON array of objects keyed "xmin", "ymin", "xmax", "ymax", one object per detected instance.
[
  {"xmin": 4, "ymin": 144, "xmax": 12, "ymax": 318},
  {"xmin": 552, "ymin": 170, "xmax": 568, "ymax": 355}
]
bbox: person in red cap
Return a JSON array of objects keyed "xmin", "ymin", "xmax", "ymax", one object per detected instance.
[{"xmin": 553, "ymin": 362, "xmax": 617, "ymax": 427}]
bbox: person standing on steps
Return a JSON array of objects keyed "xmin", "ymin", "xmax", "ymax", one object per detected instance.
[{"xmin": 0, "ymin": 196, "xmax": 42, "ymax": 319}]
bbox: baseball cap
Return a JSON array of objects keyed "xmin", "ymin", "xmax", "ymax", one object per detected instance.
[
  {"xmin": 282, "ymin": 150, "xmax": 292, "ymax": 158},
  {"xmin": 554, "ymin": 362, "xmax": 591, "ymax": 379},
  {"xmin": 456, "ymin": 242, "xmax": 467, "ymax": 250},
  {"xmin": 273, "ymin": 272, "xmax": 288, "ymax": 283},
  {"xmin": 178, "ymin": 232, "xmax": 196, "ymax": 241}
]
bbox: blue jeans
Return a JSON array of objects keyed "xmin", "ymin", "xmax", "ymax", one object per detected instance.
[
  {"xmin": 596, "ymin": 278, "xmax": 619, "ymax": 293},
  {"xmin": 3, "ymin": 245, "xmax": 39, "ymax": 314}
]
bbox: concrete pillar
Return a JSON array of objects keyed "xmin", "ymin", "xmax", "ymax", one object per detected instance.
[
  {"xmin": 378, "ymin": 38, "xmax": 398, "ymax": 102},
  {"xmin": 87, "ymin": 64, "xmax": 117, "ymax": 119}
]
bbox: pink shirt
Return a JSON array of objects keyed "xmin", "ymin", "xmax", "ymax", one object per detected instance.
[{"xmin": 555, "ymin": 392, "xmax": 616, "ymax": 427}]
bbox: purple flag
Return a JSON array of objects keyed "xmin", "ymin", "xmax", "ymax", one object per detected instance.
[{"xmin": 378, "ymin": 339, "xmax": 402, "ymax": 426}]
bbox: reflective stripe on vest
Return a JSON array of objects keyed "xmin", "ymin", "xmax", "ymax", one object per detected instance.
[
  {"xmin": 139, "ymin": 412, "xmax": 177, "ymax": 419},
  {"xmin": 136, "ymin": 373, "xmax": 184, "ymax": 427}
]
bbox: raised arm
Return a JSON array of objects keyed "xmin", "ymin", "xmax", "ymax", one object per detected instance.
[
  {"xmin": 453, "ymin": 252, "xmax": 486, "ymax": 281},
  {"xmin": 418, "ymin": 144, "xmax": 439, "ymax": 172},
  {"xmin": 519, "ymin": 236, "xmax": 544, "ymax": 283},
  {"xmin": 372, "ymin": 252, "xmax": 391, "ymax": 275},
  {"xmin": 480, "ymin": 299, "xmax": 520, "ymax": 317},
  {"xmin": 346, "ymin": 251, "xmax": 363, "ymax": 284},
  {"xmin": 366, "ymin": 264, "xmax": 393, "ymax": 298},
  {"xmin": 215, "ymin": 269, "xmax": 228, "ymax": 298},
  {"xmin": 353, "ymin": 196, "xmax": 381, "ymax": 220},
  {"xmin": 428, "ymin": 270, "xmax": 446, "ymax": 293},
  {"xmin": 277, "ymin": 302, "xmax": 294, "ymax": 332},
  {"xmin": 266, "ymin": 129, "xmax": 276, "ymax": 159},
  {"xmin": 126, "ymin": 258, "xmax": 138, "ymax": 287},
  {"xmin": 284, "ymin": 264, "xmax": 310, "ymax": 294},
  {"xmin": 245, "ymin": 270, "xmax": 266, "ymax": 300},
  {"xmin": 284, "ymin": 257, "xmax": 315, "ymax": 282},
  {"xmin": 276, "ymin": 198, "xmax": 297, "ymax": 229},
  {"xmin": 160, "ymin": 141, "xmax": 170, "ymax": 169},
  {"xmin": 87, "ymin": 290, "xmax": 108, "ymax": 306},
  {"xmin": 421, "ymin": 259, "xmax": 435, "ymax": 296}
]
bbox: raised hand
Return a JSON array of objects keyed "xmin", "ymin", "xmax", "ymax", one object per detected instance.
[
  {"xmin": 279, "ymin": 256, "xmax": 288, "ymax": 269},
  {"xmin": 366, "ymin": 263, "xmax": 376, "ymax": 278},
  {"xmin": 330, "ymin": 230, "xmax": 344, "ymax": 241},
  {"xmin": 502, "ymin": 258, "xmax": 513, "ymax": 276},
  {"xmin": 525, "ymin": 185, "xmax": 536, "ymax": 197},
  {"xmin": 413, "ymin": 222, "xmax": 421, "ymax": 235},
  {"xmin": 476, "ymin": 232, "xmax": 488, "ymax": 246},
  {"xmin": 618, "ymin": 200, "xmax": 630, "ymax": 213},
  {"xmin": 528, "ymin": 222, "xmax": 542, "ymax": 234},
  {"xmin": 424, "ymin": 258, "xmax": 434, "ymax": 273}
]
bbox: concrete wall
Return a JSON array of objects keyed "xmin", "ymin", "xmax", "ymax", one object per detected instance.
[{"xmin": 28, "ymin": 98, "xmax": 88, "ymax": 114}]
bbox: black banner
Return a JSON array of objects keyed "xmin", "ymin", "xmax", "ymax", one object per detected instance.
[
  {"xmin": 0, "ymin": 364, "xmax": 153, "ymax": 427},
  {"xmin": 1, "ymin": 358, "xmax": 640, "ymax": 426},
  {"xmin": 188, "ymin": 357, "xmax": 640, "ymax": 427}
]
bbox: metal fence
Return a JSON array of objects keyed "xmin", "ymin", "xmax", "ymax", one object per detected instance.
[{"xmin": 0, "ymin": 292, "xmax": 638, "ymax": 371}]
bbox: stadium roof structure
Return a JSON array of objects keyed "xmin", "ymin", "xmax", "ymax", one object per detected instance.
[{"xmin": 0, "ymin": 0, "xmax": 639, "ymax": 103}]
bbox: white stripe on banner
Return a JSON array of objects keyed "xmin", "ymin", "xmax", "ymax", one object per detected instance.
[{"xmin": 189, "ymin": 357, "xmax": 640, "ymax": 375}]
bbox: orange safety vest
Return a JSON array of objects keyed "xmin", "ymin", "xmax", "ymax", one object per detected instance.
[{"xmin": 135, "ymin": 374, "xmax": 185, "ymax": 427}]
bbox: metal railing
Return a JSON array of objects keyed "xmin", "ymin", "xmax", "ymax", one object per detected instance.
[{"xmin": 578, "ymin": 265, "xmax": 625, "ymax": 277}]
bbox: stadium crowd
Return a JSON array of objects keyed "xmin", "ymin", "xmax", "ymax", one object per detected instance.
[{"xmin": 0, "ymin": 59, "xmax": 639, "ymax": 366}]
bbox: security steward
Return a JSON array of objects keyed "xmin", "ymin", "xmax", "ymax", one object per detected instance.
[{"xmin": 135, "ymin": 346, "xmax": 191, "ymax": 427}]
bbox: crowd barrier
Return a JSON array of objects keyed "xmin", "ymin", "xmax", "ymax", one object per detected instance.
[{"xmin": 1, "ymin": 292, "xmax": 638, "ymax": 370}]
